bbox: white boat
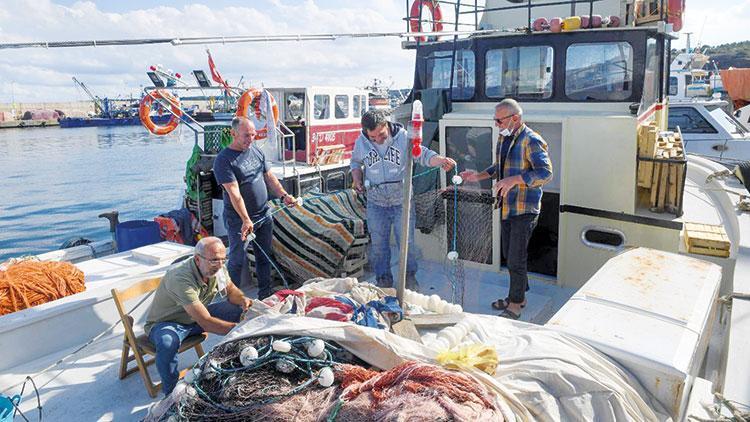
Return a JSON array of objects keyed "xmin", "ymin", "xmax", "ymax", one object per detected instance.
[{"xmin": 2, "ymin": 1, "xmax": 750, "ymax": 421}]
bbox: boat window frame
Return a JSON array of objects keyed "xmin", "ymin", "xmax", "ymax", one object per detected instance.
[
  {"xmin": 667, "ymin": 106, "xmax": 719, "ymax": 135},
  {"xmin": 485, "ymin": 45, "xmax": 555, "ymax": 100},
  {"xmin": 412, "ymin": 29, "xmax": 661, "ymax": 104},
  {"xmin": 334, "ymin": 94, "xmax": 349, "ymax": 119},
  {"xmin": 313, "ymin": 94, "xmax": 330, "ymax": 120},
  {"xmin": 564, "ymin": 41, "xmax": 635, "ymax": 102}
]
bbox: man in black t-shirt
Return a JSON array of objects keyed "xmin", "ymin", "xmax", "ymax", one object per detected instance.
[{"xmin": 213, "ymin": 116, "xmax": 296, "ymax": 299}]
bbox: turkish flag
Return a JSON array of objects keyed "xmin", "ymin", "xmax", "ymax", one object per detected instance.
[{"xmin": 207, "ymin": 49, "xmax": 230, "ymax": 93}]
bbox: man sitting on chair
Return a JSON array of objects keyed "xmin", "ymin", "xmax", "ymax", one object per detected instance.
[{"xmin": 144, "ymin": 236, "xmax": 252, "ymax": 395}]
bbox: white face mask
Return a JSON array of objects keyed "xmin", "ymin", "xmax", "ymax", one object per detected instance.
[{"xmin": 499, "ymin": 128, "xmax": 511, "ymax": 137}]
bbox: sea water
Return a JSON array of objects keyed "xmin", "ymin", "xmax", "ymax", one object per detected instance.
[{"xmin": 0, "ymin": 124, "xmax": 199, "ymax": 261}]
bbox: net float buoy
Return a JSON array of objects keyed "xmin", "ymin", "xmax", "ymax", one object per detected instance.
[
  {"xmin": 240, "ymin": 346, "xmax": 259, "ymax": 366},
  {"xmin": 273, "ymin": 340, "xmax": 292, "ymax": 353},
  {"xmin": 307, "ymin": 339, "xmax": 325, "ymax": 358},
  {"xmin": 317, "ymin": 367, "xmax": 335, "ymax": 387}
]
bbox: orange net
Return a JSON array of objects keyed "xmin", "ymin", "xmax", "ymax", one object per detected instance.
[
  {"xmin": 339, "ymin": 360, "xmax": 496, "ymax": 408},
  {"xmin": 0, "ymin": 260, "xmax": 85, "ymax": 316}
]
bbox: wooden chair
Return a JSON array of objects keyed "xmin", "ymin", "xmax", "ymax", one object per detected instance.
[{"xmin": 111, "ymin": 277, "xmax": 207, "ymax": 398}]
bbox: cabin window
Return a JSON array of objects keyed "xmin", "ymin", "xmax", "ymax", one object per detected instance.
[
  {"xmin": 639, "ymin": 38, "xmax": 661, "ymax": 112},
  {"xmin": 313, "ymin": 94, "xmax": 330, "ymax": 120},
  {"xmin": 335, "ymin": 95, "xmax": 349, "ymax": 119},
  {"xmin": 565, "ymin": 42, "xmax": 633, "ymax": 101},
  {"xmin": 353, "ymin": 95, "xmax": 363, "ymax": 117},
  {"xmin": 668, "ymin": 107, "xmax": 718, "ymax": 134},
  {"xmin": 485, "ymin": 46, "xmax": 554, "ymax": 99},
  {"xmin": 668, "ymin": 76, "xmax": 678, "ymax": 96},
  {"xmin": 361, "ymin": 95, "xmax": 368, "ymax": 114},
  {"xmin": 425, "ymin": 49, "xmax": 475, "ymax": 100},
  {"xmin": 285, "ymin": 92, "xmax": 304, "ymax": 121}
]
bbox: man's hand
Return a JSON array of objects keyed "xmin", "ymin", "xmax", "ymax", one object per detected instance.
[
  {"xmin": 460, "ymin": 170, "xmax": 480, "ymax": 183},
  {"xmin": 494, "ymin": 175, "xmax": 524, "ymax": 198},
  {"xmin": 282, "ymin": 194, "xmax": 297, "ymax": 207},
  {"xmin": 436, "ymin": 156, "xmax": 457, "ymax": 171},
  {"xmin": 240, "ymin": 296, "xmax": 253, "ymax": 312},
  {"xmin": 240, "ymin": 219, "xmax": 254, "ymax": 241},
  {"xmin": 353, "ymin": 179, "xmax": 364, "ymax": 193}
]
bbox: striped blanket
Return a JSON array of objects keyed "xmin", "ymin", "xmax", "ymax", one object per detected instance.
[{"xmin": 251, "ymin": 189, "xmax": 368, "ymax": 283}]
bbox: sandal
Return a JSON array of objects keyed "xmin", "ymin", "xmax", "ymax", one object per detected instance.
[
  {"xmin": 491, "ymin": 298, "xmax": 526, "ymax": 311},
  {"xmin": 499, "ymin": 309, "xmax": 521, "ymax": 320}
]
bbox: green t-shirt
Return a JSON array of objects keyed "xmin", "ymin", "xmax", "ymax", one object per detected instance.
[{"xmin": 144, "ymin": 257, "xmax": 220, "ymax": 335}]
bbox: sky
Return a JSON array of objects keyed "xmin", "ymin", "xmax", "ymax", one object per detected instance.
[{"xmin": 0, "ymin": 0, "xmax": 748, "ymax": 103}]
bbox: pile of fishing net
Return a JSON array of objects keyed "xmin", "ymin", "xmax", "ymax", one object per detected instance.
[
  {"xmin": 150, "ymin": 334, "xmax": 504, "ymax": 421},
  {"xmin": 0, "ymin": 258, "xmax": 85, "ymax": 316}
]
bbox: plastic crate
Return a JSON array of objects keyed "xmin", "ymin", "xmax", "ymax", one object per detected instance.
[{"xmin": 203, "ymin": 124, "xmax": 231, "ymax": 154}]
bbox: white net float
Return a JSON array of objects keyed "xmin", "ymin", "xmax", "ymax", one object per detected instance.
[
  {"xmin": 272, "ymin": 340, "xmax": 292, "ymax": 353},
  {"xmin": 306, "ymin": 339, "xmax": 325, "ymax": 358},
  {"xmin": 451, "ymin": 175, "xmax": 463, "ymax": 185},
  {"xmin": 447, "ymin": 251, "xmax": 459, "ymax": 261},
  {"xmin": 275, "ymin": 359, "xmax": 295, "ymax": 374},
  {"xmin": 295, "ymin": 196, "xmax": 304, "ymax": 206},
  {"xmin": 239, "ymin": 346, "xmax": 259, "ymax": 366},
  {"xmin": 317, "ymin": 367, "xmax": 335, "ymax": 387}
]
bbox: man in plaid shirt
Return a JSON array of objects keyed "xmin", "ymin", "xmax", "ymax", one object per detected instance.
[{"xmin": 461, "ymin": 99, "xmax": 553, "ymax": 319}]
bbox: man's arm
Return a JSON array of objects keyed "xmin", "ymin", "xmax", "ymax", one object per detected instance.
[
  {"xmin": 521, "ymin": 137, "xmax": 553, "ymax": 188},
  {"xmin": 264, "ymin": 171, "xmax": 296, "ymax": 206},
  {"xmin": 225, "ymin": 279, "xmax": 252, "ymax": 311},
  {"xmin": 183, "ymin": 301, "xmax": 236, "ymax": 335},
  {"xmin": 427, "ymin": 155, "xmax": 456, "ymax": 171},
  {"xmin": 222, "ymin": 181, "xmax": 253, "ymax": 240}
]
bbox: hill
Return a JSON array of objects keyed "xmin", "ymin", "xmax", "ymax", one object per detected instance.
[{"xmin": 702, "ymin": 41, "xmax": 750, "ymax": 69}]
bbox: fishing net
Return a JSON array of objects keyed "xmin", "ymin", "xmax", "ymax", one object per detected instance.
[
  {"xmin": 151, "ymin": 334, "xmax": 503, "ymax": 421},
  {"xmin": 0, "ymin": 258, "xmax": 86, "ymax": 316}
]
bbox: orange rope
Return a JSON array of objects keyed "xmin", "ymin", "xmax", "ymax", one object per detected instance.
[{"xmin": 0, "ymin": 260, "xmax": 85, "ymax": 316}]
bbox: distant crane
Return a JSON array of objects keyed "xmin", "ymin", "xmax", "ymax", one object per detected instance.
[{"xmin": 72, "ymin": 76, "xmax": 109, "ymax": 117}]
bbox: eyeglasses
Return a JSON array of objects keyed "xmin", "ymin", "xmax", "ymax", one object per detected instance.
[
  {"xmin": 494, "ymin": 114, "xmax": 516, "ymax": 124},
  {"xmin": 199, "ymin": 255, "xmax": 227, "ymax": 265}
]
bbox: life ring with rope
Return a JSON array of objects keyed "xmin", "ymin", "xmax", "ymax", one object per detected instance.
[
  {"xmin": 409, "ymin": 0, "xmax": 443, "ymax": 42},
  {"xmin": 139, "ymin": 90, "xmax": 182, "ymax": 135},
  {"xmin": 235, "ymin": 88, "xmax": 279, "ymax": 140},
  {"xmin": 667, "ymin": 0, "xmax": 684, "ymax": 32}
]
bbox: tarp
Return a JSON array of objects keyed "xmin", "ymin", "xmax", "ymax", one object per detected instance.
[
  {"xmin": 224, "ymin": 312, "xmax": 671, "ymax": 421},
  {"xmin": 720, "ymin": 68, "xmax": 750, "ymax": 108}
]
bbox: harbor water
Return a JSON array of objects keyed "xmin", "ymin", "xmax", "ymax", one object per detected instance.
[{"xmin": 0, "ymin": 125, "xmax": 199, "ymax": 261}]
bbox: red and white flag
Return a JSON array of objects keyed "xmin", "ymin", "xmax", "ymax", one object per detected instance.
[{"xmin": 207, "ymin": 49, "xmax": 231, "ymax": 93}]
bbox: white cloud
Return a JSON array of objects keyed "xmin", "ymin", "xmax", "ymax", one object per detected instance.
[{"xmin": 0, "ymin": 0, "xmax": 415, "ymax": 102}]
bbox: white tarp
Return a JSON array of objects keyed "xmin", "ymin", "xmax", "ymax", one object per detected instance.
[{"xmin": 223, "ymin": 312, "xmax": 671, "ymax": 422}]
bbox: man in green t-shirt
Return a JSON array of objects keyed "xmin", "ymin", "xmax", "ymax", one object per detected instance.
[{"xmin": 145, "ymin": 236, "xmax": 252, "ymax": 395}]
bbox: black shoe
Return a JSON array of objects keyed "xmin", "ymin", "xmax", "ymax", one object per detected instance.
[{"xmin": 406, "ymin": 272, "xmax": 419, "ymax": 291}]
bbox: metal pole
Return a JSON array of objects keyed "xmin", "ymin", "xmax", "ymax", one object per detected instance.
[{"xmin": 396, "ymin": 145, "xmax": 414, "ymax": 305}]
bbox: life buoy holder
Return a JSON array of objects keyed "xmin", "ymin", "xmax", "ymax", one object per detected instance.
[
  {"xmin": 139, "ymin": 90, "xmax": 182, "ymax": 135},
  {"xmin": 667, "ymin": 0, "xmax": 684, "ymax": 32},
  {"xmin": 235, "ymin": 88, "xmax": 279, "ymax": 140},
  {"xmin": 409, "ymin": 0, "xmax": 443, "ymax": 42}
]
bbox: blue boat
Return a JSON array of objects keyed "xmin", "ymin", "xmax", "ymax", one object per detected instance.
[{"xmin": 59, "ymin": 114, "xmax": 173, "ymax": 128}]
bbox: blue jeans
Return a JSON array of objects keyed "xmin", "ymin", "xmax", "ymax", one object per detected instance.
[
  {"xmin": 367, "ymin": 202, "xmax": 418, "ymax": 284},
  {"xmin": 225, "ymin": 211, "xmax": 274, "ymax": 299},
  {"xmin": 148, "ymin": 300, "xmax": 242, "ymax": 395}
]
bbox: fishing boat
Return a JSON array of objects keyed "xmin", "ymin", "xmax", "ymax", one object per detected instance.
[{"xmin": 2, "ymin": 0, "xmax": 750, "ymax": 420}]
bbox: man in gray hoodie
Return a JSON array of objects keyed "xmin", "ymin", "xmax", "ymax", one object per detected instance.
[{"xmin": 351, "ymin": 109, "xmax": 455, "ymax": 288}]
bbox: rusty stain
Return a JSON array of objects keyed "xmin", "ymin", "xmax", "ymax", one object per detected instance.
[{"xmin": 670, "ymin": 381, "xmax": 685, "ymax": 417}]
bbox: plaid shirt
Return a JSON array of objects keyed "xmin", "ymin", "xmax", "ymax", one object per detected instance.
[{"xmin": 484, "ymin": 124, "xmax": 553, "ymax": 220}]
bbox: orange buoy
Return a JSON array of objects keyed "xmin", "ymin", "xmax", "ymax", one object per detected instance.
[
  {"xmin": 409, "ymin": 0, "xmax": 443, "ymax": 42},
  {"xmin": 139, "ymin": 90, "xmax": 182, "ymax": 135},
  {"xmin": 235, "ymin": 88, "xmax": 279, "ymax": 140}
]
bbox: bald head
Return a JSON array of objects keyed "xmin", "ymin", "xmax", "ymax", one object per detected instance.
[{"xmin": 229, "ymin": 116, "xmax": 257, "ymax": 151}]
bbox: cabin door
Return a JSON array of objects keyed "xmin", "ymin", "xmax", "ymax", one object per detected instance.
[{"xmin": 438, "ymin": 121, "xmax": 500, "ymax": 269}]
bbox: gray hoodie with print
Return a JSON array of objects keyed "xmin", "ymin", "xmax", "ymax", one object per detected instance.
[{"xmin": 350, "ymin": 122, "xmax": 437, "ymax": 207}]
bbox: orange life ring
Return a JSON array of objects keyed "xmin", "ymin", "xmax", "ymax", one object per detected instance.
[
  {"xmin": 139, "ymin": 90, "xmax": 181, "ymax": 135},
  {"xmin": 235, "ymin": 88, "xmax": 279, "ymax": 140},
  {"xmin": 409, "ymin": 0, "xmax": 443, "ymax": 42},
  {"xmin": 667, "ymin": 0, "xmax": 684, "ymax": 31}
]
